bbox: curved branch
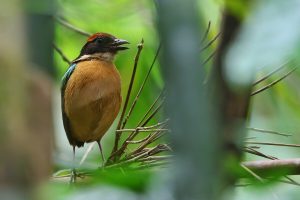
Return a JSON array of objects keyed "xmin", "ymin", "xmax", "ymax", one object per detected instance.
[{"xmin": 242, "ymin": 159, "xmax": 300, "ymax": 177}]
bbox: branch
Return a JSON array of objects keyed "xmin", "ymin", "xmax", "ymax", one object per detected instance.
[
  {"xmin": 111, "ymin": 40, "xmax": 144, "ymax": 156},
  {"xmin": 247, "ymin": 127, "xmax": 292, "ymax": 137},
  {"xmin": 126, "ymin": 127, "xmax": 168, "ymax": 159},
  {"xmin": 242, "ymin": 159, "xmax": 300, "ymax": 177},
  {"xmin": 117, "ymin": 128, "xmax": 169, "ymax": 133},
  {"xmin": 252, "ymin": 61, "xmax": 289, "ymax": 86},
  {"xmin": 243, "ymin": 147, "xmax": 278, "ymax": 160},
  {"xmin": 106, "ymin": 144, "xmax": 170, "ymax": 168},
  {"xmin": 53, "ymin": 43, "xmax": 71, "ymax": 64},
  {"xmin": 135, "ymin": 90, "xmax": 165, "ymax": 126},
  {"xmin": 55, "ymin": 17, "xmax": 91, "ymax": 37},
  {"xmin": 251, "ymin": 67, "xmax": 297, "ymax": 96},
  {"xmin": 117, "ymin": 119, "xmax": 169, "ymax": 133},
  {"xmin": 107, "ymin": 90, "xmax": 165, "ymax": 163},
  {"xmin": 202, "ymin": 49, "xmax": 217, "ymax": 66},
  {"xmin": 200, "ymin": 21, "xmax": 211, "ymax": 44},
  {"xmin": 120, "ymin": 43, "xmax": 161, "ymax": 129},
  {"xmin": 109, "ymin": 99, "xmax": 165, "ymax": 161},
  {"xmin": 200, "ymin": 31, "xmax": 221, "ymax": 52},
  {"xmin": 125, "ymin": 133, "xmax": 154, "ymax": 144},
  {"xmin": 245, "ymin": 142, "xmax": 300, "ymax": 148},
  {"xmin": 240, "ymin": 164, "xmax": 264, "ymax": 182}
]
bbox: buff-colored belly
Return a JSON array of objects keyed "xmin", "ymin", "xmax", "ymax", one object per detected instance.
[{"xmin": 64, "ymin": 60, "xmax": 121, "ymax": 143}]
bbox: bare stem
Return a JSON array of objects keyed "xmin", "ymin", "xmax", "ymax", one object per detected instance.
[
  {"xmin": 121, "ymin": 43, "xmax": 162, "ymax": 129},
  {"xmin": 53, "ymin": 43, "xmax": 71, "ymax": 64},
  {"xmin": 106, "ymin": 144, "xmax": 170, "ymax": 168},
  {"xmin": 107, "ymin": 90, "xmax": 165, "ymax": 163},
  {"xmin": 253, "ymin": 61, "xmax": 290, "ymax": 86},
  {"xmin": 117, "ymin": 119, "xmax": 169, "ymax": 133},
  {"xmin": 202, "ymin": 49, "xmax": 217, "ymax": 66},
  {"xmin": 109, "ymin": 99, "xmax": 165, "ymax": 161},
  {"xmin": 126, "ymin": 125, "xmax": 168, "ymax": 159},
  {"xmin": 200, "ymin": 21, "xmax": 211, "ymax": 44},
  {"xmin": 55, "ymin": 17, "xmax": 91, "ymax": 37},
  {"xmin": 117, "ymin": 128, "xmax": 169, "ymax": 133},
  {"xmin": 243, "ymin": 147, "xmax": 277, "ymax": 160},
  {"xmin": 242, "ymin": 158, "xmax": 300, "ymax": 177},
  {"xmin": 111, "ymin": 39, "xmax": 144, "ymax": 158},
  {"xmin": 245, "ymin": 141, "xmax": 300, "ymax": 148},
  {"xmin": 251, "ymin": 67, "xmax": 297, "ymax": 96},
  {"xmin": 247, "ymin": 127, "xmax": 292, "ymax": 137},
  {"xmin": 200, "ymin": 32, "xmax": 221, "ymax": 52}
]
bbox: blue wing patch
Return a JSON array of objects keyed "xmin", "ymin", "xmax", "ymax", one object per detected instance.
[
  {"xmin": 61, "ymin": 63, "xmax": 77, "ymax": 89},
  {"xmin": 61, "ymin": 63, "xmax": 85, "ymax": 147}
]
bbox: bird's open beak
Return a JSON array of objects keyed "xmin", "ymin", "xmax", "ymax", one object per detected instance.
[{"xmin": 113, "ymin": 39, "xmax": 129, "ymax": 51}]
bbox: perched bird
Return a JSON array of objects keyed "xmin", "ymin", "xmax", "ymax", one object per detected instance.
[{"xmin": 61, "ymin": 33, "xmax": 129, "ymax": 168}]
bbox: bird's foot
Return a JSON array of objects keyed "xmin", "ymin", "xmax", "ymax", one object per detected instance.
[{"xmin": 69, "ymin": 168, "xmax": 77, "ymax": 184}]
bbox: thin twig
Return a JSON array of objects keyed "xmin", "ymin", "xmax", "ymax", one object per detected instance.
[
  {"xmin": 245, "ymin": 142, "xmax": 300, "ymax": 148},
  {"xmin": 251, "ymin": 67, "xmax": 297, "ymax": 96},
  {"xmin": 121, "ymin": 43, "xmax": 162, "ymax": 129},
  {"xmin": 106, "ymin": 144, "xmax": 167, "ymax": 168},
  {"xmin": 105, "ymin": 151, "xmax": 150, "ymax": 169},
  {"xmin": 117, "ymin": 119, "xmax": 169, "ymax": 133},
  {"xmin": 138, "ymin": 99, "xmax": 164, "ymax": 127},
  {"xmin": 138, "ymin": 155, "xmax": 172, "ymax": 162},
  {"xmin": 112, "ymin": 100, "xmax": 165, "ymax": 160},
  {"xmin": 202, "ymin": 49, "xmax": 217, "ymax": 65},
  {"xmin": 243, "ymin": 147, "xmax": 277, "ymax": 160},
  {"xmin": 117, "ymin": 128, "xmax": 169, "ymax": 133},
  {"xmin": 125, "ymin": 134, "xmax": 154, "ymax": 144},
  {"xmin": 283, "ymin": 176, "xmax": 300, "ymax": 186},
  {"xmin": 133, "ymin": 161, "xmax": 170, "ymax": 170},
  {"xmin": 253, "ymin": 61, "xmax": 289, "ymax": 86},
  {"xmin": 111, "ymin": 39, "xmax": 144, "ymax": 157},
  {"xmin": 200, "ymin": 21, "xmax": 211, "ymax": 44},
  {"xmin": 123, "ymin": 94, "xmax": 165, "ymax": 144},
  {"xmin": 53, "ymin": 43, "xmax": 71, "ymax": 64},
  {"xmin": 247, "ymin": 127, "xmax": 292, "ymax": 137},
  {"xmin": 136, "ymin": 90, "xmax": 165, "ymax": 126},
  {"xmin": 126, "ymin": 125, "xmax": 168, "ymax": 159},
  {"xmin": 148, "ymin": 131, "xmax": 168, "ymax": 144},
  {"xmin": 138, "ymin": 119, "xmax": 169, "ymax": 129},
  {"xmin": 244, "ymin": 147, "xmax": 298, "ymax": 184},
  {"xmin": 241, "ymin": 164, "xmax": 264, "ymax": 182},
  {"xmin": 55, "ymin": 17, "xmax": 91, "ymax": 37},
  {"xmin": 107, "ymin": 91, "xmax": 165, "ymax": 162},
  {"xmin": 200, "ymin": 32, "xmax": 221, "ymax": 52},
  {"xmin": 241, "ymin": 164, "xmax": 279, "ymax": 199},
  {"xmin": 125, "ymin": 144, "xmax": 171, "ymax": 165}
]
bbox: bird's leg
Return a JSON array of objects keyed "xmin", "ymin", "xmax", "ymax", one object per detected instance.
[
  {"xmin": 70, "ymin": 145, "xmax": 77, "ymax": 184},
  {"xmin": 97, "ymin": 140, "xmax": 105, "ymax": 168}
]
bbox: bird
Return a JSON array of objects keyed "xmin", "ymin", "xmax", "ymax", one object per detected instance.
[{"xmin": 61, "ymin": 33, "xmax": 129, "ymax": 176}]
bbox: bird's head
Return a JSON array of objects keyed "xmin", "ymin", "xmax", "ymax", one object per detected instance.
[{"xmin": 77, "ymin": 33, "xmax": 129, "ymax": 62}]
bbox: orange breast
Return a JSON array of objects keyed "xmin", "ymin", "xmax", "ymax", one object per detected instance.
[{"xmin": 64, "ymin": 59, "xmax": 121, "ymax": 143}]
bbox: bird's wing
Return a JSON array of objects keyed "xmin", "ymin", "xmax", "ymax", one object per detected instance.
[{"xmin": 61, "ymin": 63, "xmax": 84, "ymax": 147}]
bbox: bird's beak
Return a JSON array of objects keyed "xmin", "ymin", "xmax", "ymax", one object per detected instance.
[{"xmin": 113, "ymin": 38, "xmax": 129, "ymax": 51}]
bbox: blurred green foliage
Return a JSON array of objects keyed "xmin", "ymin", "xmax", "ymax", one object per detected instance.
[
  {"xmin": 51, "ymin": 0, "xmax": 300, "ymax": 199},
  {"xmin": 54, "ymin": 0, "xmax": 164, "ymax": 132},
  {"xmin": 52, "ymin": 0, "xmax": 169, "ymax": 198}
]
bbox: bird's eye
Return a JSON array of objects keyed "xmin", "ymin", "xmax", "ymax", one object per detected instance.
[
  {"xmin": 96, "ymin": 37, "xmax": 112, "ymax": 44},
  {"xmin": 96, "ymin": 37, "xmax": 104, "ymax": 43}
]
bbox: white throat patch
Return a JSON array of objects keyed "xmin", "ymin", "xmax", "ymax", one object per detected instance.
[{"xmin": 75, "ymin": 52, "xmax": 115, "ymax": 63}]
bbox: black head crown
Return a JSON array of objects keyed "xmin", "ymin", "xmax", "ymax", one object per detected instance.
[{"xmin": 79, "ymin": 33, "xmax": 129, "ymax": 56}]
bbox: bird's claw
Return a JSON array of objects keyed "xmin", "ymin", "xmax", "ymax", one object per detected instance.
[{"xmin": 69, "ymin": 168, "xmax": 77, "ymax": 184}]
